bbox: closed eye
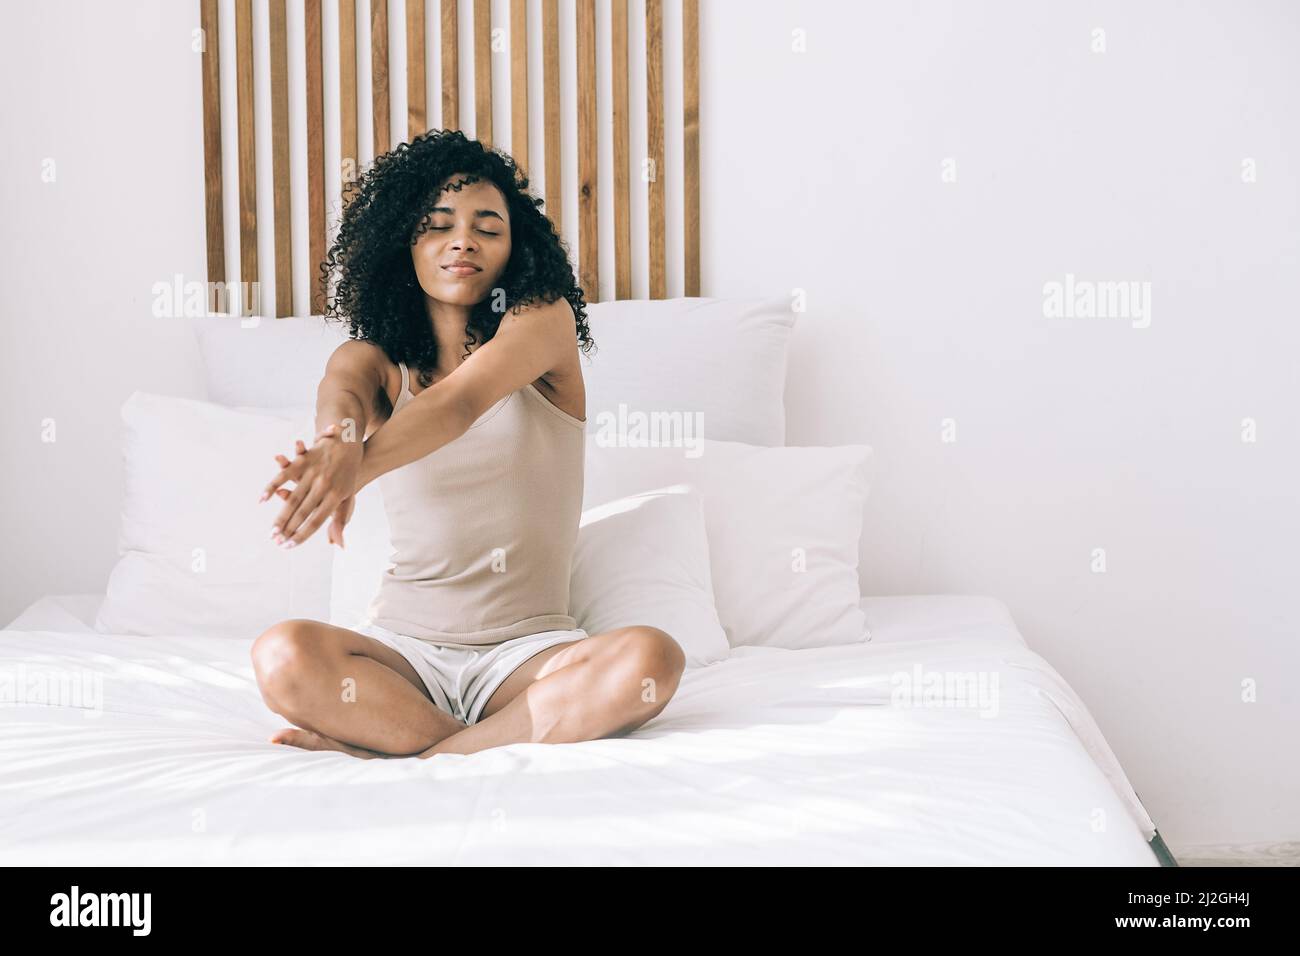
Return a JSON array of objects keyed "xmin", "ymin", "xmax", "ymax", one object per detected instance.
[{"xmin": 426, "ymin": 225, "xmax": 500, "ymax": 236}]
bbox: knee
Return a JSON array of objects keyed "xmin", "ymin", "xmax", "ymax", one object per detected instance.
[
  {"xmin": 250, "ymin": 619, "xmax": 323, "ymax": 712},
  {"xmin": 614, "ymin": 626, "xmax": 686, "ymax": 711}
]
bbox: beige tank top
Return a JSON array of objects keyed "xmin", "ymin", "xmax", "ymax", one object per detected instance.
[{"xmin": 364, "ymin": 360, "xmax": 586, "ymax": 648}]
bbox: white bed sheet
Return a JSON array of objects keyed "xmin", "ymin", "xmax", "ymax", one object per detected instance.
[{"xmin": 0, "ymin": 594, "xmax": 1157, "ymax": 865}]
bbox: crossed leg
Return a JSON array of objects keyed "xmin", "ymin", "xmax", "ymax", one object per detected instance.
[
  {"xmin": 251, "ymin": 621, "xmax": 686, "ymax": 760},
  {"xmin": 421, "ymin": 624, "xmax": 686, "ymax": 757},
  {"xmin": 251, "ymin": 620, "xmax": 467, "ymax": 757}
]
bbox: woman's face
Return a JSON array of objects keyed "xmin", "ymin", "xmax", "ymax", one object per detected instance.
[{"xmin": 410, "ymin": 174, "xmax": 512, "ymax": 306}]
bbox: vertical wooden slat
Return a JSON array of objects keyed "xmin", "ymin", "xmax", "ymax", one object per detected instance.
[
  {"xmin": 269, "ymin": 0, "xmax": 292, "ymax": 317},
  {"xmin": 407, "ymin": 0, "xmax": 426, "ymax": 140},
  {"xmin": 441, "ymin": 0, "xmax": 460, "ymax": 130},
  {"xmin": 577, "ymin": 0, "xmax": 597, "ymax": 301},
  {"xmin": 473, "ymin": 0, "xmax": 492, "ymax": 145},
  {"xmin": 683, "ymin": 0, "xmax": 699, "ymax": 296},
  {"xmin": 611, "ymin": 0, "xmax": 630, "ymax": 300},
  {"xmin": 372, "ymin": 0, "xmax": 390, "ymax": 155},
  {"xmin": 203, "ymin": 0, "xmax": 700, "ymax": 313},
  {"xmin": 509, "ymin": 0, "xmax": 528, "ymax": 176},
  {"xmin": 340, "ymin": 0, "xmax": 357, "ymax": 185},
  {"xmin": 306, "ymin": 0, "xmax": 326, "ymax": 314},
  {"xmin": 646, "ymin": 0, "xmax": 665, "ymax": 299},
  {"xmin": 235, "ymin": 0, "xmax": 258, "ymax": 311},
  {"xmin": 542, "ymin": 0, "xmax": 560, "ymax": 233},
  {"xmin": 200, "ymin": 0, "xmax": 225, "ymax": 291}
]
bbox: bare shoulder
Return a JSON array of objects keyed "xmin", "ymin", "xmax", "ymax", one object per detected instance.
[
  {"xmin": 503, "ymin": 295, "xmax": 577, "ymax": 337},
  {"xmin": 510, "ymin": 296, "xmax": 580, "ymax": 360},
  {"xmin": 322, "ymin": 337, "xmax": 400, "ymax": 427},
  {"xmin": 327, "ymin": 337, "xmax": 391, "ymax": 372},
  {"xmin": 504, "ymin": 297, "xmax": 585, "ymax": 412}
]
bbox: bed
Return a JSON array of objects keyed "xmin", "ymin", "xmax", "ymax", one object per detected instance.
[
  {"xmin": 0, "ymin": 4, "xmax": 1172, "ymax": 868},
  {"xmin": 0, "ymin": 591, "xmax": 1168, "ymax": 865}
]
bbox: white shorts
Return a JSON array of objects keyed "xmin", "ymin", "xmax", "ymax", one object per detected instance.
[{"xmin": 352, "ymin": 620, "xmax": 589, "ymax": 725}]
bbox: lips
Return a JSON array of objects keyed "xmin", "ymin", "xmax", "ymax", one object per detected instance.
[{"xmin": 442, "ymin": 263, "xmax": 482, "ymax": 275}]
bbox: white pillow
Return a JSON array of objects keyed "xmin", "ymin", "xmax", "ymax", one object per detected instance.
[
  {"xmin": 569, "ymin": 486, "xmax": 730, "ymax": 667},
  {"xmin": 95, "ymin": 392, "xmax": 334, "ymax": 638},
  {"xmin": 191, "ymin": 314, "xmax": 348, "ymax": 407},
  {"xmin": 583, "ymin": 297, "xmax": 796, "ymax": 446},
  {"xmin": 583, "ymin": 437, "xmax": 872, "ymax": 650},
  {"xmin": 331, "ymin": 482, "xmax": 730, "ymax": 667}
]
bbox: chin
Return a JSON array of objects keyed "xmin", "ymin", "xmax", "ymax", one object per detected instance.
[{"xmin": 427, "ymin": 282, "xmax": 483, "ymax": 304}]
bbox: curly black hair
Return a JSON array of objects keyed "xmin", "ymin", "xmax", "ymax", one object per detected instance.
[{"xmin": 319, "ymin": 128, "xmax": 593, "ymax": 389}]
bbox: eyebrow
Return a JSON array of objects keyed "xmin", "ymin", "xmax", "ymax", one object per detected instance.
[{"xmin": 430, "ymin": 206, "xmax": 505, "ymax": 222}]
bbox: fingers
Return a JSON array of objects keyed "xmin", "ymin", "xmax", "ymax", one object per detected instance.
[
  {"xmin": 262, "ymin": 434, "xmax": 345, "ymax": 546},
  {"xmin": 273, "ymin": 476, "xmax": 327, "ymax": 545},
  {"xmin": 260, "ymin": 455, "xmax": 304, "ymax": 504},
  {"xmin": 281, "ymin": 489, "xmax": 339, "ymax": 549},
  {"xmin": 328, "ymin": 496, "xmax": 354, "ymax": 549},
  {"xmin": 289, "ymin": 504, "xmax": 333, "ymax": 548},
  {"xmin": 269, "ymin": 465, "xmax": 318, "ymax": 541},
  {"xmin": 258, "ymin": 439, "xmax": 308, "ymax": 504}
]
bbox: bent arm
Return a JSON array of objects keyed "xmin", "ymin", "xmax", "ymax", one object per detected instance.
[{"xmin": 356, "ymin": 297, "xmax": 576, "ymax": 490}]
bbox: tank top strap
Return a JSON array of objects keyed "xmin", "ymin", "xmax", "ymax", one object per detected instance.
[{"xmin": 389, "ymin": 360, "xmax": 410, "ymax": 414}]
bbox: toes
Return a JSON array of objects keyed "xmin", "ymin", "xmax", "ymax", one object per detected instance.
[
  {"xmin": 270, "ymin": 728, "xmax": 321, "ymax": 750},
  {"xmin": 270, "ymin": 727, "xmax": 381, "ymax": 759}
]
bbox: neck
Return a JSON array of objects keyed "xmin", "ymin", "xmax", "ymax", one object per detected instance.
[{"xmin": 425, "ymin": 296, "xmax": 475, "ymax": 374}]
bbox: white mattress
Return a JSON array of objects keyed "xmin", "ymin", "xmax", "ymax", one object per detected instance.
[{"xmin": 0, "ymin": 594, "xmax": 1158, "ymax": 865}]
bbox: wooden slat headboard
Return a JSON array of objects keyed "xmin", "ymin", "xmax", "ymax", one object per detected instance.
[{"xmin": 199, "ymin": 0, "xmax": 700, "ymax": 317}]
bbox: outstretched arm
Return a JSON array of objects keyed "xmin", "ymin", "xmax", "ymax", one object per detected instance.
[
  {"xmin": 262, "ymin": 339, "xmax": 387, "ymax": 547},
  {"xmin": 355, "ymin": 296, "xmax": 576, "ymax": 490}
]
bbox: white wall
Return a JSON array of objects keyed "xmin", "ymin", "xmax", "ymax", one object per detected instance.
[
  {"xmin": 706, "ymin": 0, "xmax": 1298, "ymax": 851},
  {"xmin": 0, "ymin": 1, "xmax": 213, "ymax": 608},
  {"xmin": 1, "ymin": 0, "xmax": 1295, "ymax": 852}
]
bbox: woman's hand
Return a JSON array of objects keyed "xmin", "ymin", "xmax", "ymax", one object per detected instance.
[{"xmin": 261, "ymin": 423, "xmax": 363, "ymax": 549}]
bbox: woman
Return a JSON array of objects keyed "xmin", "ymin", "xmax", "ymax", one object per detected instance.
[{"xmin": 251, "ymin": 130, "xmax": 685, "ymax": 760}]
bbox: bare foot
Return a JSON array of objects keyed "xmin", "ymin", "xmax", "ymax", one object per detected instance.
[{"xmin": 270, "ymin": 727, "xmax": 396, "ymax": 760}]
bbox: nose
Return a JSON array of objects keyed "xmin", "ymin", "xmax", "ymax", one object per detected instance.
[{"xmin": 450, "ymin": 227, "xmax": 478, "ymax": 253}]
